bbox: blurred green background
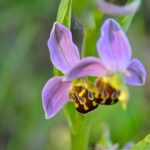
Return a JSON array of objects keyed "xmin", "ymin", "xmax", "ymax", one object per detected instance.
[{"xmin": 0, "ymin": 0, "xmax": 150, "ymax": 149}]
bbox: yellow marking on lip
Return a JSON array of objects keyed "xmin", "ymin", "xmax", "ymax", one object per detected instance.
[
  {"xmin": 75, "ymin": 103, "xmax": 79, "ymax": 108},
  {"xmin": 101, "ymin": 90, "xmax": 109, "ymax": 99},
  {"xmin": 83, "ymin": 104, "xmax": 88, "ymax": 110},
  {"xmin": 79, "ymin": 89, "xmax": 86, "ymax": 97},
  {"xmin": 92, "ymin": 101, "xmax": 97, "ymax": 106},
  {"xmin": 94, "ymin": 93, "xmax": 99, "ymax": 99},
  {"xmin": 100, "ymin": 98, "xmax": 107, "ymax": 104},
  {"xmin": 102, "ymin": 76, "xmax": 110, "ymax": 83}
]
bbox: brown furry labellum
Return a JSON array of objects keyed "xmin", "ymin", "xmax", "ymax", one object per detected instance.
[
  {"xmin": 69, "ymin": 79, "xmax": 120, "ymax": 114},
  {"xmin": 69, "ymin": 86, "xmax": 99, "ymax": 114},
  {"xmin": 95, "ymin": 78, "xmax": 120, "ymax": 105}
]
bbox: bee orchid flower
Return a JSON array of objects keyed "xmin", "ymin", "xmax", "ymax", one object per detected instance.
[
  {"xmin": 42, "ymin": 19, "xmax": 146, "ymax": 119},
  {"xmin": 96, "ymin": 0, "xmax": 141, "ymax": 16},
  {"xmin": 67, "ymin": 19, "xmax": 146, "ymax": 108},
  {"xmin": 42, "ymin": 22, "xmax": 107, "ymax": 119}
]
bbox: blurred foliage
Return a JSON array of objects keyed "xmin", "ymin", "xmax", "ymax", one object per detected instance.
[
  {"xmin": 130, "ymin": 134, "xmax": 150, "ymax": 150},
  {"xmin": 0, "ymin": 0, "xmax": 150, "ymax": 150},
  {"xmin": 57, "ymin": 0, "xmax": 72, "ymax": 28}
]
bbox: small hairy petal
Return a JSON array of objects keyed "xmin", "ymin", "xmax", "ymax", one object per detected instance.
[
  {"xmin": 124, "ymin": 59, "xmax": 146, "ymax": 86},
  {"xmin": 97, "ymin": 19, "xmax": 131, "ymax": 72},
  {"xmin": 66, "ymin": 57, "xmax": 107, "ymax": 81},
  {"xmin": 42, "ymin": 76, "xmax": 71, "ymax": 119},
  {"xmin": 96, "ymin": 0, "xmax": 140, "ymax": 16},
  {"xmin": 48, "ymin": 22, "xmax": 80, "ymax": 74}
]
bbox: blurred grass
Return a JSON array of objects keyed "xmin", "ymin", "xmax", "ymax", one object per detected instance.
[{"xmin": 0, "ymin": 0, "xmax": 150, "ymax": 150}]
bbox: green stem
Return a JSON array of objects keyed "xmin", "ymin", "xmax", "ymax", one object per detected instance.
[
  {"xmin": 71, "ymin": 113, "xmax": 91, "ymax": 150},
  {"xmin": 70, "ymin": 120, "xmax": 91, "ymax": 150},
  {"xmin": 63, "ymin": 101, "xmax": 94, "ymax": 150}
]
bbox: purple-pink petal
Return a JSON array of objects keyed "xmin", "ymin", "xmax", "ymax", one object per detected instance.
[
  {"xmin": 48, "ymin": 22, "xmax": 80, "ymax": 74},
  {"xmin": 42, "ymin": 76, "xmax": 72, "ymax": 119},
  {"xmin": 96, "ymin": 0, "xmax": 140, "ymax": 16},
  {"xmin": 124, "ymin": 59, "xmax": 146, "ymax": 86},
  {"xmin": 97, "ymin": 19, "xmax": 131, "ymax": 72},
  {"xmin": 66, "ymin": 57, "xmax": 107, "ymax": 81}
]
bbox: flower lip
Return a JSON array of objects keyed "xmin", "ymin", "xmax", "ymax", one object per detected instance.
[{"xmin": 96, "ymin": 0, "xmax": 141, "ymax": 16}]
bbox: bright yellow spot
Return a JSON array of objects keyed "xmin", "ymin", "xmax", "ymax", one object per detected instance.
[
  {"xmin": 101, "ymin": 98, "xmax": 107, "ymax": 104},
  {"xmin": 102, "ymin": 76, "xmax": 110, "ymax": 83},
  {"xmin": 118, "ymin": 86, "xmax": 129, "ymax": 110},
  {"xmin": 71, "ymin": 79, "xmax": 97, "ymax": 93},
  {"xmin": 94, "ymin": 93, "xmax": 99, "ymax": 99},
  {"xmin": 75, "ymin": 103, "xmax": 79, "ymax": 108},
  {"xmin": 96, "ymin": 74, "xmax": 120, "ymax": 90},
  {"xmin": 79, "ymin": 89, "xmax": 86, "ymax": 97},
  {"xmin": 92, "ymin": 101, "xmax": 97, "ymax": 106},
  {"xmin": 83, "ymin": 104, "xmax": 88, "ymax": 110}
]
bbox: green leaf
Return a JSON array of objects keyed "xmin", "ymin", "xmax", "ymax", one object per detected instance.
[
  {"xmin": 56, "ymin": 0, "xmax": 72, "ymax": 29},
  {"xmin": 130, "ymin": 134, "xmax": 150, "ymax": 150},
  {"xmin": 117, "ymin": 0, "xmax": 141, "ymax": 32},
  {"xmin": 82, "ymin": 10, "xmax": 104, "ymax": 57}
]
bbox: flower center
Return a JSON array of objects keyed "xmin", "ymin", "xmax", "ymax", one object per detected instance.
[
  {"xmin": 105, "ymin": 0, "xmax": 127, "ymax": 6},
  {"xmin": 95, "ymin": 77, "xmax": 120, "ymax": 105},
  {"xmin": 69, "ymin": 80, "xmax": 99, "ymax": 114},
  {"xmin": 69, "ymin": 78, "xmax": 120, "ymax": 114}
]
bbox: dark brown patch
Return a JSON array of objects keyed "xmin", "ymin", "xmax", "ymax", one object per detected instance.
[
  {"xmin": 95, "ymin": 79, "xmax": 120, "ymax": 105},
  {"xmin": 69, "ymin": 79, "xmax": 120, "ymax": 114},
  {"xmin": 69, "ymin": 86, "xmax": 98, "ymax": 114}
]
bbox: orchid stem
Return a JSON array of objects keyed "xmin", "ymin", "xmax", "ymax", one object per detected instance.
[
  {"xmin": 71, "ymin": 129, "xmax": 90, "ymax": 150},
  {"xmin": 70, "ymin": 118, "xmax": 92, "ymax": 150}
]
